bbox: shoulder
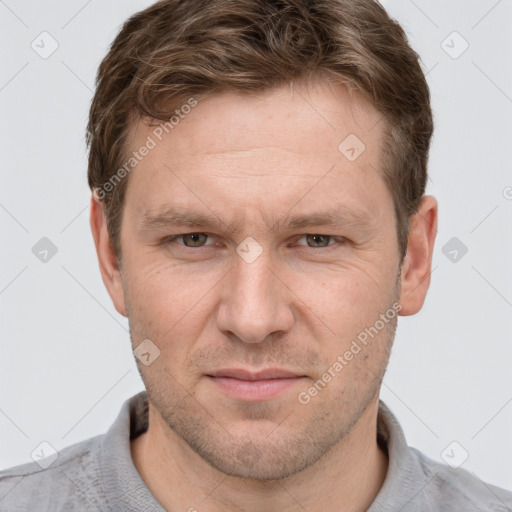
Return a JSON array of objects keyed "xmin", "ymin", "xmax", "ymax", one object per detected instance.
[
  {"xmin": 410, "ymin": 446, "xmax": 512, "ymax": 512},
  {"xmin": 0, "ymin": 434, "xmax": 105, "ymax": 512}
]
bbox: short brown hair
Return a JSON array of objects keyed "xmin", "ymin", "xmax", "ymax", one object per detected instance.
[{"xmin": 87, "ymin": 0, "xmax": 433, "ymax": 261}]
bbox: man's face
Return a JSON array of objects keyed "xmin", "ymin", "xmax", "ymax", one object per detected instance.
[{"xmin": 117, "ymin": 80, "xmax": 402, "ymax": 479}]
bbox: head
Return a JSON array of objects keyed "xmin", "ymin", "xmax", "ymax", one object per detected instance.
[{"xmin": 89, "ymin": 0, "xmax": 437, "ymax": 480}]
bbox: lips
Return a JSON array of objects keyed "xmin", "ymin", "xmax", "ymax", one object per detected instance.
[
  {"xmin": 206, "ymin": 368, "xmax": 307, "ymax": 401},
  {"xmin": 208, "ymin": 368, "xmax": 304, "ymax": 380}
]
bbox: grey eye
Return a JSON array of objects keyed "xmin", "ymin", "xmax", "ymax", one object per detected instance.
[
  {"xmin": 305, "ymin": 234, "xmax": 332, "ymax": 247},
  {"xmin": 181, "ymin": 233, "xmax": 209, "ymax": 247}
]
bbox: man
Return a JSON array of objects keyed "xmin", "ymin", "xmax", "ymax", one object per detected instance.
[{"xmin": 1, "ymin": 0, "xmax": 511, "ymax": 510}]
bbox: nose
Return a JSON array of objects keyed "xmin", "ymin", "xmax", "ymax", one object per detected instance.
[{"xmin": 216, "ymin": 251, "xmax": 295, "ymax": 344}]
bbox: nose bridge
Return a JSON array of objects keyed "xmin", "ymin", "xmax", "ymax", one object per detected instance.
[
  {"xmin": 217, "ymin": 249, "xmax": 293, "ymax": 344},
  {"xmin": 236, "ymin": 253, "xmax": 275, "ymax": 305}
]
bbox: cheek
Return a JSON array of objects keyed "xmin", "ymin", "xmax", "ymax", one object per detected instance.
[
  {"xmin": 130, "ymin": 255, "xmax": 209, "ymax": 307},
  {"xmin": 303, "ymin": 260, "xmax": 394, "ymax": 322},
  {"xmin": 291, "ymin": 264, "xmax": 398, "ymax": 378},
  {"xmin": 125, "ymin": 257, "xmax": 221, "ymax": 346}
]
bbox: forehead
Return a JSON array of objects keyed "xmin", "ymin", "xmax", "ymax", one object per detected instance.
[
  {"xmin": 122, "ymin": 79, "xmax": 390, "ymax": 224},
  {"xmin": 131, "ymin": 79, "xmax": 382, "ymax": 161}
]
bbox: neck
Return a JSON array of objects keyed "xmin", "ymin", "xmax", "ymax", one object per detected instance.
[{"xmin": 131, "ymin": 397, "xmax": 388, "ymax": 512}]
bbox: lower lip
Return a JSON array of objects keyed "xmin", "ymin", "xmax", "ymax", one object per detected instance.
[{"xmin": 207, "ymin": 376, "xmax": 306, "ymax": 401}]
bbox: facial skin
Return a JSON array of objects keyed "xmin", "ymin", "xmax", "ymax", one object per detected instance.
[{"xmin": 91, "ymin": 78, "xmax": 437, "ymax": 511}]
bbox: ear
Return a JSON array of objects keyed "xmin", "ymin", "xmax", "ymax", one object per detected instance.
[
  {"xmin": 398, "ymin": 195, "xmax": 438, "ymax": 316},
  {"xmin": 89, "ymin": 192, "xmax": 127, "ymax": 317}
]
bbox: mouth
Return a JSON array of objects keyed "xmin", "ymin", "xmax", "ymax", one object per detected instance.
[{"xmin": 206, "ymin": 368, "xmax": 308, "ymax": 401}]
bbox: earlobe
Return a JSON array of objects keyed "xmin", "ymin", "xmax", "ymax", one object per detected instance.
[
  {"xmin": 89, "ymin": 194, "xmax": 127, "ymax": 317},
  {"xmin": 398, "ymin": 195, "xmax": 438, "ymax": 316}
]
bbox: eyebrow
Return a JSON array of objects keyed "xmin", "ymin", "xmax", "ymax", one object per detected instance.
[{"xmin": 140, "ymin": 205, "xmax": 376, "ymax": 234}]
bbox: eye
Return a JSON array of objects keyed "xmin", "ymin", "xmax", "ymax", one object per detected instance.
[
  {"xmin": 169, "ymin": 233, "xmax": 212, "ymax": 247},
  {"xmin": 296, "ymin": 234, "xmax": 339, "ymax": 248}
]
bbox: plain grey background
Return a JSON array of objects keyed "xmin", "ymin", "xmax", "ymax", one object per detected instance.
[{"xmin": 1, "ymin": 0, "xmax": 511, "ymax": 493}]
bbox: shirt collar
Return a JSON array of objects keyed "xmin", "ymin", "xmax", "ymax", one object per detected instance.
[
  {"xmin": 369, "ymin": 399, "xmax": 433, "ymax": 511},
  {"xmin": 95, "ymin": 390, "xmax": 164, "ymax": 511}
]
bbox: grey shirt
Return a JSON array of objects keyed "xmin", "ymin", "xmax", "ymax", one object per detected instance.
[{"xmin": 1, "ymin": 391, "xmax": 511, "ymax": 511}]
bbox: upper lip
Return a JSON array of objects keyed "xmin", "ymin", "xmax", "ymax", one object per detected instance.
[{"xmin": 208, "ymin": 368, "xmax": 304, "ymax": 380}]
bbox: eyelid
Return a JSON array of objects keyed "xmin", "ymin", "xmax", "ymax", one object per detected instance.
[
  {"xmin": 167, "ymin": 232, "xmax": 216, "ymax": 246},
  {"xmin": 165, "ymin": 232, "xmax": 347, "ymax": 249},
  {"xmin": 294, "ymin": 234, "xmax": 342, "ymax": 247}
]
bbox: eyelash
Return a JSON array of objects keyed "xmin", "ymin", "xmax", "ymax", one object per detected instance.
[{"xmin": 164, "ymin": 233, "xmax": 347, "ymax": 251}]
